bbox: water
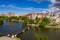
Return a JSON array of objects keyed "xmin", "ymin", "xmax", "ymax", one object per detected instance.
[
  {"xmin": 0, "ymin": 21, "xmax": 60, "ymax": 40},
  {"xmin": 20, "ymin": 29, "xmax": 60, "ymax": 40},
  {"xmin": 0, "ymin": 21, "xmax": 22, "ymax": 35}
]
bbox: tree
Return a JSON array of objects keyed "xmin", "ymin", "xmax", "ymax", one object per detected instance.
[
  {"xmin": 35, "ymin": 16, "xmax": 41, "ymax": 24},
  {"xmin": 42, "ymin": 17, "xmax": 50, "ymax": 24},
  {"xmin": 22, "ymin": 20, "xmax": 27, "ymax": 28},
  {"xmin": 29, "ymin": 19, "xmax": 34, "ymax": 24},
  {"xmin": 22, "ymin": 16, "xmax": 29, "ymax": 28},
  {"xmin": 39, "ymin": 21, "xmax": 46, "ymax": 29}
]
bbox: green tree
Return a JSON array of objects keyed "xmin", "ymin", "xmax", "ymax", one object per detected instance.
[
  {"xmin": 22, "ymin": 16, "xmax": 29, "ymax": 28},
  {"xmin": 22, "ymin": 20, "xmax": 28, "ymax": 28},
  {"xmin": 42, "ymin": 17, "xmax": 50, "ymax": 24},
  {"xmin": 39, "ymin": 21, "xmax": 46, "ymax": 29},
  {"xmin": 35, "ymin": 16, "xmax": 41, "ymax": 24},
  {"xmin": 29, "ymin": 19, "xmax": 34, "ymax": 24}
]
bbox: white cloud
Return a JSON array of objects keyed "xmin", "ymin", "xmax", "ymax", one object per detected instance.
[
  {"xmin": 50, "ymin": 0, "xmax": 56, "ymax": 3},
  {"xmin": 0, "ymin": 4, "xmax": 51, "ymax": 13},
  {"xmin": 49, "ymin": 0, "xmax": 60, "ymax": 9}
]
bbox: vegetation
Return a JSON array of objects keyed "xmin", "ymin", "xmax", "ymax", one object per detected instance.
[
  {"xmin": 49, "ymin": 22, "xmax": 58, "ymax": 26},
  {"xmin": 42, "ymin": 17, "xmax": 50, "ymax": 24},
  {"xmin": 0, "ymin": 20, "xmax": 3, "ymax": 25},
  {"xmin": 22, "ymin": 20, "xmax": 28, "ymax": 28},
  {"xmin": 39, "ymin": 17, "xmax": 50, "ymax": 29},
  {"xmin": 22, "ymin": 16, "xmax": 29, "ymax": 28},
  {"xmin": 39, "ymin": 22, "xmax": 46, "ymax": 29},
  {"xmin": 0, "ymin": 16, "xmax": 4, "ymax": 25},
  {"xmin": 28, "ymin": 19, "xmax": 34, "ymax": 24},
  {"xmin": 35, "ymin": 16, "xmax": 41, "ymax": 24}
]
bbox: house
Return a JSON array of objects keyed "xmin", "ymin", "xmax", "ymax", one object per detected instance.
[
  {"xmin": 37, "ymin": 13, "xmax": 43, "ymax": 18},
  {"xmin": 37, "ymin": 13, "xmax": 50, "ymax": 18},
  {"xmin": 8, "ymin": 12, "xmax": 15, "ymax": 16},
  {"xmin": 55, "ymin": 17, "xmax": 60, "ymax": 24},
  {"xmin": 1, "ymin": 14, "xmax": 7, "ymax": 16},
  {"xmin": 26, "ymin": 13, "xmax": 37, "ymax": 19}
]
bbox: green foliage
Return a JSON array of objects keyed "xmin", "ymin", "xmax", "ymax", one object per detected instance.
[
  {"xmin": 0, "ymin": 16, "xmax": 6, "ymax": 20},
  {"xmin": 42, "ymin": 17, "xmax": 50, "ymax": 24},
  {"xmin": 49, "ymin": 22, "xmax": 57, "ymax": 26},
  {"xmin": 35, "ymin": 27, "xmax": 40, "ymax": 32},
  {"xmin": 22, "ymin": 20, "xmax": 27, "ymax": 28},
  {"xmin": 35, "ymin": 16, "xmax": 41, "ymax": 24},
  {"xmin": 28, "ymin": 19, "xmax": 34, "ymax": 24},
  {"xmin": 6, "ymin": 16, "xmax": 18, "ymax": 21},
  {"xmin": 18, "ymin": 16, "xmax": 22, "ymax": 20},
  {"xmin": 22, "ymin": 16, "xmax": 29, "ymax": 28},
  {"xmin": 21, "ymin": 16, "xmax": 28, "ymax": 20},
  {"xmin": 39, "ymin": 22, "xmax": 46, "ymax": 29}
]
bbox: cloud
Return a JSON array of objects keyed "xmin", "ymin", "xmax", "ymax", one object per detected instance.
[
  {"xmin": 50, "ymin": 0, "xmax": 56, "ymax": 3},
  {"xmin": 0, "ymin": 4, "xmax": 51, "ymax": 13},
  {"xmin": 49, "ymin": 0, "xmax": 60, "ymax": 9}
]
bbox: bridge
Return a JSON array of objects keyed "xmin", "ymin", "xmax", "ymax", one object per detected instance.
[{"xmin": 6, "ymin": 26, "xmax": 31, "ymax": 38}]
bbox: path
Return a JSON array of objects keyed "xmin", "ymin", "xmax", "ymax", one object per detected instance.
[{"xmin": 0, "ymin": 36, "xmax": 19, "ymax": 40}]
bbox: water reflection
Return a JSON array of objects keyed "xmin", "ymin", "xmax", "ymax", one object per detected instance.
[
  {"xmin": 0, "ymin": 21, "xmax": 22, "ymax": 35},
  {"xmin": 20, "ymin": 28, "xmax": 60, "ymax": 40}
]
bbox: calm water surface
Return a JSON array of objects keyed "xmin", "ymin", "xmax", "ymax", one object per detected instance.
[
  {"xmin": 20, "ymin": 29, "xmax": 60, "ymax": 40},
  {"xmin": 0, "ymin": 21, "xmax": 22, "ymax": 35},
  {"xmin": 0, "ymin": 21, "xmax": 60, "ymax": 40}
]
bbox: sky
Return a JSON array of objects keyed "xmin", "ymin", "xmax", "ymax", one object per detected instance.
[{"xmin": 0, "ymin": 0, "xmax": 59, "ymax": 14}]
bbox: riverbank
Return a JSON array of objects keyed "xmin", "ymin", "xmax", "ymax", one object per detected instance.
[
  {"xmin": 27, "ymin": 24, "xmax": 60, "ymax": 29},
  {"xmin": 0, "ymin": 36, "xmax": 20, "ymax": 40},
  {"xmin": 45, "ymin": 25, "xmax": 60, "ymax": 29}
]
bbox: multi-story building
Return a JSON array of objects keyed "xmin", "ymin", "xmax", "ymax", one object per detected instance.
[
  {"xmin": 26, "ymin": 13, "xmax": 37, "ymax": 19},
  {"xmin": 37, "ymin": 13, "xmax": 50, "ymax": 18},
  {"xmin": 1, "ymin": 14, "xmax": 7, "ymax": 16},
  {"xmin": 8, "ymin": 12, "xmax": 15, "ymax": 16},
  {"xmin": 26, "ymin": 13, "xmax": 50, "ymax": 19}
]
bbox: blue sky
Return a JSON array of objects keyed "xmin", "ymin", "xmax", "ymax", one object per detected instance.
[{"xmin": 0, "ymin": 0, "xmax": 55, "ymax": 14}]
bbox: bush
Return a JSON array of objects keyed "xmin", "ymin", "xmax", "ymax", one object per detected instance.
[
  {"xmin": 42, "ymin": 17, "xmax": 50, "ymax": 24},
  {"xmin": 49, "ymin": 23, "xmax": 57, "ymax": 26},
  {"xmin": 39, "ymin": 22, "xmax": 46, "ymax": 29},
  {"xmin": 28, "ymin": 19, "xmax": 34, "ymax": 24}
]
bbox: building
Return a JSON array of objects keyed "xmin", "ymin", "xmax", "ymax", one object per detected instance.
[
  {"xmin": 26, "ymin": 13, "xmax": 37, "ymax": 19},
  {"xmin": 37, "ymin": 13, "xmax": 50, "ymax": 18},
  {"xmin": 37, "ymin": 13, "xmax": 43, "ymax": 18},
  {"xmin": 8, "ymin": 12, "xmax": 15, "ymax": 16},
  {"xmin": 1, "ymin": 14, "xmax": 7, "ymax": 16},
  {"xmin": 56, "ymin": 17, "xmax": 60, "ymax": 24}
]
